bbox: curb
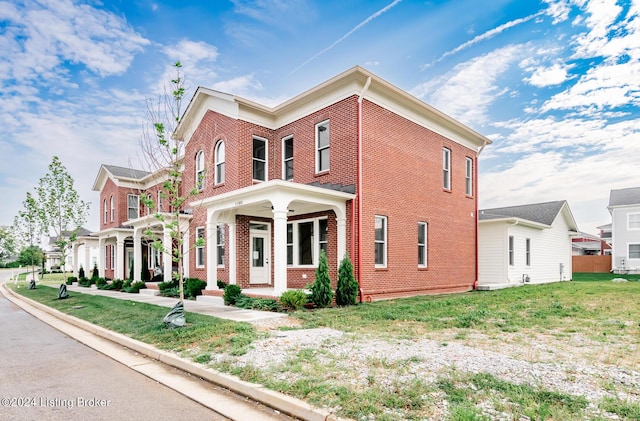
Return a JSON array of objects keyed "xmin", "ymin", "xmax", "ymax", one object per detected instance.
[{"xmin": 1, "ymin": 283, "xmax": 346, "ymax": 421}]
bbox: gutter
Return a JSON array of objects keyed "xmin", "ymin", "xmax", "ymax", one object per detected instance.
[
  {"xmin": 356, "ymin": 76, "xmax": 371, "ymax": 302},
  {"xmin": 473, "ymin": 139, "xmax": 490, "ymax": 291}
]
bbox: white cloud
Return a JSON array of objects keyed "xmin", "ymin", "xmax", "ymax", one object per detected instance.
[
  {"xmin": 526, "ymin": 63, "xmax": 570, "ymax": 87},
  {"xmin": 413, "ymin": 44, "xmax": 525, "ymax": 127},
  {"xmin": 211, "ymin": 74, "xmax": 264, "ymax": 96},
  {"xmin": 541, "ymin": 0, "xmax": 572, "ymax": 24}
]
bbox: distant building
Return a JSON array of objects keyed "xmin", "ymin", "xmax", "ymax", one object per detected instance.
[{"xmin": 608, "ymin": 187, "xmax": 640, "ymax": 274}]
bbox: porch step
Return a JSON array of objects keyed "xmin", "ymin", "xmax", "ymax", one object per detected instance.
[
  {"xmin": 139, "ymin": 288, "xmax": 161, "ymax": 296},
  {"xmin": 195, "ymin": 295, "xmax": 224, "ymax": 305}
]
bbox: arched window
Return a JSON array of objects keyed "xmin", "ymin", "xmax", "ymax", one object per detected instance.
[
  {"xmin": 195, "ymin": 150, "xmax": 204, "ymax": 190},
  {"xmin": 103, "ymin": 199, "xmax": 107, "ymax": 224},
  {"xmin": 215, "ymin": 141, "xmax": 225, "ymax": 184},
  {"xmin": 110, "ymin": 196, "xmax": 114, "ymax": 222}
]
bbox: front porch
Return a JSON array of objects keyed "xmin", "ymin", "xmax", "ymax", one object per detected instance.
[{"xmin": 192, "ymin": 179, "xmax": 355, "ymax": 296}]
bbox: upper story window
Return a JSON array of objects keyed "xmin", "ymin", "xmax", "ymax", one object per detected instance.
[
  {"xmin": 110, "ymin": 196, "xmax": 114, "ymax": 222},
  {"xmin": 316, "ymin": 120, "xmax": 330, "ymax": 173},
  {"xmin": 443, "ymin": 148, "xmax": 451, "ymax": 190},
  {"xmin": 146, "ymin": 193, "xmax": 152, "ymax": 215},
  {"xmin": 418, "ymin": 222, "xmax": 428, "ymax": 267},
  {"xmin": 283, "ymin": 136, "xmax": 293, "ymax": 180},
  {"xmin": 629, "ymin": 244, "xmax": 640, "ymax": 259},
  {"xmin": 157, "ymin": 191, "xmax": 163, "ymax": 212},
  {"xmin": 253, "ymin": 137, "xmax": 267, "ymax": 182},
  {"xmin": 215, "ymin": 141, "xmax": 225, "ymax": 185},
  {"xmin": 103, "ymin": 199, "xmax": 107, "ymax": 224},
  {"xmin": 465, "ymin": 157, "xmax": 473, "ymax": 196},
  {"xmin": 375, "ymin": 215, "xmax": 387, "ymax": 268},
  {"xmin": 628, "ymin": 213, "xmax": 640, "ymax": 230},
  {"xmin": 195, "ymin": 150, "xmax": 205, "ymax": 190},
  {"xmin": 127, "ymin": 194, "xmax": 139, "ymax": 220}
]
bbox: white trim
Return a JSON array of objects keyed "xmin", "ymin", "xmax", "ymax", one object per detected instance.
[
  {"xmin": 315, "ymin": 120, "xmax": 330, "ymax": 173},
  {"xmin": 216, "ymin": 224, "xmax": 225, "ymax": 267},
  {"xmin": 628, "ymin": 243, "xmax": 640, "ymax": 259},
  {"xmin": 110, "ymin": 195, "xmax": 114, "ymax": 222},
  {"xmin": 127, "ymin": 194, "xmax": 140, "ymax": 220},
  {"xmin": 252, "ymin": 136, "xmax": 268, "ymax": 182},
  {"xmin": 443, "ymin": 147, "xmax": 451, "ymax": 190},
  {"xmin": 286, "ymin": 217, "xmax": 328, "ymax": 267},
  {"xmin": 418, "ymin": 222, "xmax": 428, "ymax": 268},
  {"xmin": 195, "ymin": 226, "xmax": 205, "ymax": 268},
  {"xmin": 215, "ymin": 140, "xmax": 225, "ymax": 185},
  {"xmin": 465, "ymin": 157, "xmax": 473, "ymax": 196},
  {"xmin": 195, "ymin": 150, "xmax": 205, "ymax": 191},
  {"xmin": 627, "ymin": 212, "xmax": 640, "ymax": 230},
  {"xmin": 375, "ymin": 215, "xmax": 387, "ymax": 268},
  {"xmin": 282, "ymin": 135, "xmax": 294, "ymax": 180}
]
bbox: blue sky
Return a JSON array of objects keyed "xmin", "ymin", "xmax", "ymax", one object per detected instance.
[{"xmin": 1, "ymin": 0, "xmax": 639, "ymax": 235}]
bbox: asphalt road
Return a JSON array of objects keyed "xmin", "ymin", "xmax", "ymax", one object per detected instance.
[{"xmin": 0, "ymin": 269, "xmax": 228, "ymax": 421}]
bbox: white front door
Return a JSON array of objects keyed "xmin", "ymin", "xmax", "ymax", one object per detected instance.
[{"xmin": 250, "ymin": 226, "xmax": 270, "ymax": 285}]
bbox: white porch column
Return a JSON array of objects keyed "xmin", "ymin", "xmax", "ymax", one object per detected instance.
[
  {"xmin": 72, "ymin": 243, "xmax": 79, "ymax": 277},
  {"xmin": 163, "ymin": 228, "xmax": 172, "ymax": 282},
  {"xmin": 98, "ymin": 238, "xmax": 106, "ymax": 278},
  {"xmin": 116, "ymin": 237, "xmax": 125, "ymax": 281},
  {"xmin": 83, "ymin": 243, "xmax": 91, "ymax": 278},
  {"xmin": 336, "ymin": 217, "xmax": 347, "ymax": 265},
  {"xmin": 228, "ymin": 223, "xmax": 236, "ymax": 286},
  {"xmin": 133, "ymin": 229, "xmax": 142, "ymax": 282},
  {"xmin": 182, "ymin": 227, "xmax": 190, "ymax": 279},
  {"xmin": 272, "ymin": 207, "xmax": 288, "ymax": 296},
  {"xmin": 206, "ymin": 215, "xmax": 217, "ymax": 290}
]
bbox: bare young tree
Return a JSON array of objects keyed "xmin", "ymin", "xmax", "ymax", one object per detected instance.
[
  {"xmin": 139, "ymin": 62, "xmax": 203, "ymax": 307},
  {"xmin": 13, "ymin": 192, "xmax": 43, "ymax": 283}
]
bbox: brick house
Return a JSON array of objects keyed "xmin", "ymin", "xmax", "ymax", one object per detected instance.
[
  {"xmin": 171, "ymin": 66, "xmax": 490, "ymax": 300},
  {"xmin": 88, "ymin": 165, "xmax": 189, "ymax": 283}
]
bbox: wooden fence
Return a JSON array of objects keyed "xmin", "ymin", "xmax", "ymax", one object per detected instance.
[{"xmin": 572, "ymin": 255, "xmax": 611, "ymax": 273}]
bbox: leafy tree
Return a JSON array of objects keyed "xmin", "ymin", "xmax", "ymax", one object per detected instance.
[
  {"xmin": 139, "ymin": 61, "xmax": 205, "ymax": 306},
  {"xmin": 13, "ymin": 192, "xmax": 43, "ymax": 282},
  {"xmin": 0, "ymin": 225, "xmax": 16, "ymax": 264},
  {"xmin": 311, "ymin": 249, "xmax": 333, "ymax": 308},
  {"xmin": 17, "ymin": 246, "xmax": 44, "ymax": 267},
  {"xmin": 36, "ymin": 156, "xmax": 90, "ymax": 273},
  {"xmin": 336, "ymin": 253, "xmax": 358, "ymax": 306}
]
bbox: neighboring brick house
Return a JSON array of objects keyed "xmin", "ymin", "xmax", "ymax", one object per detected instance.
[
  {"xmin": 167, "ymin": 66, "xmax": 491, "ymax": 300},
  {"xmin": 608, "ymin": 186, "xmax": 640, "ymax": 273},
  {"xmin": 88, "ymin": 165, "xmax": 188, "ymax": 283}
]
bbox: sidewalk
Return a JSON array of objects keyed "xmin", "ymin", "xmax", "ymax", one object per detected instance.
[
  {"xmin": 64, "ymin": 284, "xmax": 289, "ymax": 323},
  {"xmin": 1, "ymin": 281, "xmax": 340, "ymax": 421}
]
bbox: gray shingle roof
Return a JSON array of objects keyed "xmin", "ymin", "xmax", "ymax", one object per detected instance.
[
  {"xmin": 103, "ymin": 165, "xmax": 150, "ymax": 180},
  {"xmin": 609, "ymin": 187, "xmax": 640, "ymax": 207},
  {"xmin": 479, "ymin": 201, "xmax": 566, "ymax": 226}
]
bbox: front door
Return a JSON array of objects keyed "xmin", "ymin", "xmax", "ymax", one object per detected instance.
[{"xmin": 250, "ymin": 226, "xmax": 270, "ymax": 285}]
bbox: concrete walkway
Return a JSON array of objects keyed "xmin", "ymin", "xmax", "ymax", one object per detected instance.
[{"xmin": 64, "ymin": 284, "xmax": 289, "ymax": 323}]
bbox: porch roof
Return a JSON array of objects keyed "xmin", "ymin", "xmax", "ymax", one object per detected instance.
[{"xmin": 190, "ymin": 179, "xmax": 355, "ymax": 219}]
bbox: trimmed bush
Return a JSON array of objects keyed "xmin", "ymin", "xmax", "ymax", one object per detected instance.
[
  {"xmin": 223, "ymin": 284, "xmax": 242, "ymax": 306},
  {"xmin": 185, "ymin": 278, "xmax": 207, "ymax": 298},
  {"xmin": 123, "ymin": 281, "xmax": 146, "ymax": 293},
  {"xmin": 217, "ymin": 279, "xmax": 227, "ymax": 289},
  {"xmin": 336, "ymin": 254, "xmax": 358, "ymax": 306},
  {"xmin": 141, "ymin": 267, "xmax": 151, "ymax": 282},
  {"xmin": 92, "ymin": 263, "xmax": 99, "ymax": 279},
  {"xmin": 78, "ymin": 276, "xmax": 92, "ymax": 287},
  {"xmin": 66, "ymin": 276, "xmax": 77, "ymax": 285},
  {"xmin": 106, "ymin": 279, "xmax": 124, "ymax": 291},
  {"xmin": 78, "ymin": 266, "xmax": 85, "ymax": 279},
  {"xmin": 279, "ymin": 289, "xmax": 307, "ymax": 311},
  {"xmin": 310, "ymin": 250, "xmax": 333, "ymax": 308},
  {"xmin": 235, "ymin": 296, "xmax": 280, "ymax": 312},
  {"xmin": 95, "ymin": 277, "xmax": 108, "ymax": 288}
]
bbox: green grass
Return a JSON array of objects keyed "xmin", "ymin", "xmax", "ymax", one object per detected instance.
[
  {"xmin": 292, "ymin": 280, "xmax": 640, "ymax": 339},
  {"xmin": 572, "ymin": 272, "xmax": 640, "ymax": 282},
  {"xmin": 10, "ymin": 284, "xmax": 257, "ymax": 355}
]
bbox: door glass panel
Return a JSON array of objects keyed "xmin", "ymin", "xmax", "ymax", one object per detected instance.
[{"xmin": 253, "ymin": 237, "xmax": 264, "ymax": 267}]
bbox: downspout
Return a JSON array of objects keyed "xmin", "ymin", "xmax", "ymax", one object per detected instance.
[
  {"xmin": 356, "ymin": 76, "xmax": 371, "ymax": 302},
  {"xmin": 473, "ymin": 139, "xmax": 490, "ymax": 290}
]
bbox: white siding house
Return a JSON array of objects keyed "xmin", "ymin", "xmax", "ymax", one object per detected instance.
[
  {"xmin": 478, "ymin": 201, "xmax": 578, "ymax": 290},
  {"xmin": 608, "ymin": 187, "xmax": 640, "ymax": 274}
]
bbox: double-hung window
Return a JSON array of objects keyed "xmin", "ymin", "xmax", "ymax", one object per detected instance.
[
  {"xmin": 127, "ymin": 194, "xmax": 139, "ymax": 220},
  {"xmin": 110, "ymin": 244, "xmax": 115, "ymax": 270},
  {"xmin": 215, "ymin": 141, "xmax": 225, "ymax": 185},
  {"xmin": 283, "ymin": 136, "xmax": 293, "ymax": 180},
  {"xmin": 286, "ymin": 218, "xmax": 328, "ymax": 266},
  {"xmin": 628, "ymin": 213, "xmax": 640, "ymax": 230},
  {"xmin": 465, "ymin": 157, "xmax": 473, "ymax": 196},
  {"xmin": 375, "ymin": 216, "xmax": 387, "ymax": 267},
  {"xmin": 316, "ymin": 121, "xmax": 330, "ymax": 173},
  {"xmin": 157, "ymin": 191, "xmax": 163, "ymax": 212},
  {"xmin": 253, "ymin": 137, "xmax": 267, "ymax": 181},
  {"xmin": 195, "ymin": 150, "xmax": 205, "ymax": 190},
  {"xmin": 195, "ymin": 227, "xmax": 205, "ymax": 268},
  {"xmin": 629, "ymin": 244, "xmax": 640, "ymax": 259},
  {"xmin": 110, "ymin": 196, "xmax": 114, "ymax": 221},
  {"xmin": 443, "ymin": 148, "xmax": 451, "ymax": 190},
  {"xmin": 418, "ymin": 222, "xmax": 427, "ymax": 267},
  {"xmin": 508, "ymin": 236, "xmax": 514, "ymax": 266},
  {"xmin": 103, "ymin": 199, "xmax": 107, "ymax": 224},
  {"xmin": 216, "ymin": 225, "xmax": 225, "ymax": 266}
]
